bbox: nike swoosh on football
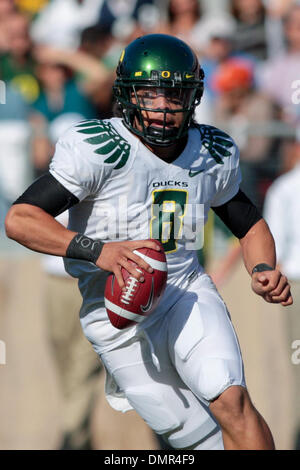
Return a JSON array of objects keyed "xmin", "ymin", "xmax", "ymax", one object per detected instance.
[
  {"xmin": 140, "ymin": 278, "xmax": 154, "ymax": 313},
  {"xmin": 188, "ymin": 169, "xmax": 205, "ymax": 177}
]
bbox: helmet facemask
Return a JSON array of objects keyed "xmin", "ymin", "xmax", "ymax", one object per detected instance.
[{"xmin": 115, "ymin": 82, "xmax": 202, "ymax": 147}]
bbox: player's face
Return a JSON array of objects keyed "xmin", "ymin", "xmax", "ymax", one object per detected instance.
[{"xmin": 131, "ymin": 86, "xmax": 192, "ymax": 133}]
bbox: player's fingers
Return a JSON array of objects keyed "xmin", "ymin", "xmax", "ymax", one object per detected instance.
[
  {"xmin": 270, "ymin": 284, "xmax": 292, "ymax": 303},
  {"xmin": 119, "ymin": 258, "xmax": 145, "ymax": 282},
  {"xmin": 113, "ymin": 265, "xmax": 125, "ymax": 289},
  {"xmin": 124, "ymin": 249, "xmax": 154, "ymax": 273},
  {"xmin": 281, "ymin": 294, "xmax": 293, "ymax": 307},
  {"xmin": 269, "ymin": 275, "xmax": 288, "ymax": 297},
  {"xmin": 256, "ymin": 271, "xmax": 281, "ymax": 292},
  {"xmin": 129, "ymin": 239, "xmax": 161, "ymax": 251},
  {"xmin": 263, "ymin": 292, "xmax": 273, "ymax": 303}
]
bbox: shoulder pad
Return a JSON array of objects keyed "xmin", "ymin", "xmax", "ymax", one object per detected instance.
[
  {"xmin": 75, "ymin": 119, "xmax": 131, "ymax": 170},
  {"xmin": 195, "ymin": 124, "xmax": 234, "ymax": 165}
]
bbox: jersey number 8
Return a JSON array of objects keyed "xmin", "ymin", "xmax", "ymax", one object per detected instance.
[{"xmin": 150, "ymin": 189, "xmax": 188, "ymax": 253}]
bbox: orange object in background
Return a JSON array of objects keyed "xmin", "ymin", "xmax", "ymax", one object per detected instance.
[{"xmin": 212, "ymin": 58, "xmax": 254, "ymax": 93}]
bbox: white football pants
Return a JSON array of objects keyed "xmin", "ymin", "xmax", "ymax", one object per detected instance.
[{"xmin": 100, "ymin": 274, "xmax": 246, "ymax": 450}]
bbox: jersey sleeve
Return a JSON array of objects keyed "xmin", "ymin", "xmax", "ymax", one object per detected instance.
[
  {"xmin": 210, "ymin": 143, "xmax": 242, "ymax": 208},
  {"xmin": 49, "ymin": 125, "xmax": 105, "ymax": 201}
]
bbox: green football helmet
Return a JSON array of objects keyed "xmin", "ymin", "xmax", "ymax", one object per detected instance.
[{"xmin": 113, "ymin": 34, "xmax": 204, "ymax": 147}]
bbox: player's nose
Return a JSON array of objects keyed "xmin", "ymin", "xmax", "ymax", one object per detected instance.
[{"xmin": 154, "ymin": 94, "xmax": 170, "ymax": 110}]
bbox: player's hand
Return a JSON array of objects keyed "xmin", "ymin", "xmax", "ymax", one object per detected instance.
[
  {"xmin": 95, "ymin": 240, "xmax": 160, "ymax": 289},
  {"xmin": 251, "ymin": 269, "xmax": 293, "ymax": 306}
]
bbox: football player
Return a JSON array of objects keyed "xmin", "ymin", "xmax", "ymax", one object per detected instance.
[{"xmin": 5, "ymin": 34, "xmax": 292, "ymax": 450}]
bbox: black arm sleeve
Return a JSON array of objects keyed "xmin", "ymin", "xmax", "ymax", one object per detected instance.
[
  {"xmin": 212, "ymin": 189, "xmax": 262, "ymax": 239},
  {"xmin": 13, "ymin": 172, "xmax": 79, "ymax": 217}
]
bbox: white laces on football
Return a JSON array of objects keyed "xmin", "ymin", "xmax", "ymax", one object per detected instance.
[{"xmin": 120, "ymin": 269, "xmax": 142, "ymax": 305}]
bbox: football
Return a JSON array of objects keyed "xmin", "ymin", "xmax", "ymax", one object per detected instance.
[{"xmin": 104, "ymin": 241, "xmax": 168, "ymax": 329}]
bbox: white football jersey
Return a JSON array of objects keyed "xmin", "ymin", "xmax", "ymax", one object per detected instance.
[{"xmin": 49, "ymin": 117, "xmax": 241, "ymax": 352}]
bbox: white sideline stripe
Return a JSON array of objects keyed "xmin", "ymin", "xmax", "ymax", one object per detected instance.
[
  {"xmin": 133, "ymin": 251, "xmax": 168, "ymax": 271},
  {"xmin": 104, "ymin": 298, "xmax": 144, "ymax": 322}
]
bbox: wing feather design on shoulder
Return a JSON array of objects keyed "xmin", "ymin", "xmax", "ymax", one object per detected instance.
[
  {"xmin": 198, "ymin": 125, "xmax": 234, "ymax": 164},
  {"xmin": 76, "ymin": 120, "xmax": 131, "ymax": 170}
]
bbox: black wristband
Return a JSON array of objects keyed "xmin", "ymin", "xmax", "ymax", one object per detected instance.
[
  {"xmin": 252, "ymin": 263, "xmax": 274, "ymax": 275},
  {"xmin": 66, "ymin": 233, "xmax": 104, "ymax": 264}
]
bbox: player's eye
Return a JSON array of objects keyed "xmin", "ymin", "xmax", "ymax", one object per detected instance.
[
  {"xmin": 132, "ymin": 87, "xmax": 193, "ymax": 109},
  {"xmin": 133, "ymin": 89, "xmax": 155, "ymax": 103},
  {"xmin": 141, "ymin": 92, "xmax": 156, "ymax": 100}
]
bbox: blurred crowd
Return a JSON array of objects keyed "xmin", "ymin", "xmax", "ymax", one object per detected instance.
[{"xmin": 1, "ymin": 0, "xmax": 300, "ymax": 450}]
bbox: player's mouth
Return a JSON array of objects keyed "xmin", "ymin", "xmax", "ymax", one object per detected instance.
[{"xmin": 146, "ymin": 119, "xmax": 175, "ymax": 129}]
